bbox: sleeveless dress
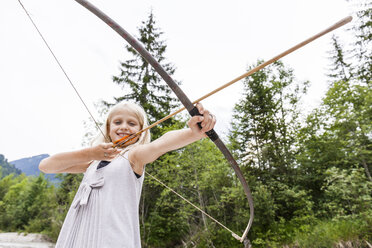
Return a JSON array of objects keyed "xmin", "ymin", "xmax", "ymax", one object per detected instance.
[{"xmin": 56, "ymin": 153, "xmax": 144, "ymax": 248}]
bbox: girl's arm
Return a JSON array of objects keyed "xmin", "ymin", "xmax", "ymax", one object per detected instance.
[
  {"xmin": 130, "ymin": 104, "xmax": 216, "ymax": 173},
  {"xmin": 39, "ymin": 143, "xmax": 121, "ymax": 174}
]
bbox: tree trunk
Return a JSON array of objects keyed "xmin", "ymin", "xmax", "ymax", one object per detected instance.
[
  {"xmin": 194, "ymin": 167, "xmax": 215, "ymax": 248},
  {"xmin": 361, "ymin": 158, "xmax": 372, "ymax": 182}
]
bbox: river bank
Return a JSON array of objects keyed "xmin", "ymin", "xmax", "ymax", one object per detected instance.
[{"xmin": 0, "ymin": 233, "xmax": 55, "ymax": 248}]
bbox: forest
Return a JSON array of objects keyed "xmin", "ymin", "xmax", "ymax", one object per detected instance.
[{"xmin": 0, "ymin": 1, "xmax": 371, "ymax": 247}]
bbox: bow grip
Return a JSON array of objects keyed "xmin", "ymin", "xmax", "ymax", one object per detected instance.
[{"xmin": 189, "ymin": 106, "xmax": 219, "ymax": 142}]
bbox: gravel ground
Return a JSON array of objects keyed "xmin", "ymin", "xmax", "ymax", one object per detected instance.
[{"xmin": 0, "ymin": 233, "xmax": 55, "ymax": 248}]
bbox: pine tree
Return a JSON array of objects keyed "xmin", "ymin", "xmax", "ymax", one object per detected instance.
[
  {"xmin": 350, "ymin": 0, "xmax": 371, "ymax": 84},
  {"xmin": 327, "ymin": 0, "xmax": 371, "ymax": 85},
  {"xmin": 229, "ymin": 61, "xmax": 308, "ymax": 185},
  {"xmin": 327, "ymin": 35, "xmax": 352, "ymax": 81},
  {"xmin": 110, "ymin": 10, "xmax": 181, "ymax": 139}
]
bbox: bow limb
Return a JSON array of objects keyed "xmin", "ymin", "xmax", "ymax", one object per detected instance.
[{"xmin": 75, "ymin": 0, "xmax": 254, "ymax": 242}]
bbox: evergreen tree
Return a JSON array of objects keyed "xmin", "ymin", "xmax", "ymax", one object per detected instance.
[
  {"xmin": 110, "ymin": 10, "xmax": 181, "ymax": 139},
  {"xmin": 350, "ymin": 0, "xmax": 371, "ymax": 84},
  {"xmin": 229, "ymin": 60, "xmax": 308, "ymax": 185},
  {"xmin": 327, "ymin": 35, "xmax": 352, "ymax": 81},
  {"xmin": 328, "ymin": 0, "xmax": 371, "ymax": 85}
]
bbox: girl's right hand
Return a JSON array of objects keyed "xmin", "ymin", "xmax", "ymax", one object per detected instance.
[{"xmin": 91, "ymin": 143, "xmax": 122, "ymax": 161}]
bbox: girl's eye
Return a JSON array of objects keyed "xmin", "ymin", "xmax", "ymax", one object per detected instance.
[{"xmin": 114, "ymin": 120, "xmax": 122, "ymax": 125}]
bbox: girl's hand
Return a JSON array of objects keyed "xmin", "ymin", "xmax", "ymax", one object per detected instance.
[
  {"xmin": 187, "ymin": 103, "xmax": 216, "ymax": 138},
  {"xmin": 90, "ymin": 142, "xmax": 122, "ymax": 161}
]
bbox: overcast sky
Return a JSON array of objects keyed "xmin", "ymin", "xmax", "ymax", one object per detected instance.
[{"xmin": 1, "ymin": 0, "xmax": 353, "ymax": 161}]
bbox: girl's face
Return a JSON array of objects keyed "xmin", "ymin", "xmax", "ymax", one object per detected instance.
[{"xmin": 108, "ymin": 108, "xmax": 141, "ymax": 146}]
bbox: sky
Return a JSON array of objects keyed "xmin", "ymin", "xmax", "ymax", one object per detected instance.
[{"xmin": 0, "ymin": 0, "xmax": 354, "ymax": 161}]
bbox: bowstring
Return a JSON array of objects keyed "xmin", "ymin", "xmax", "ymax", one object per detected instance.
[
  {"xmin": 18, "ymin": 0, "xmax": 109, "ymax": 143},
  {"xmin": 18, "ymin": 0, "xmax": 242, "ymax": 240}
]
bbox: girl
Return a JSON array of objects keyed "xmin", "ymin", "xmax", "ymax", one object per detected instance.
[{"xmin": 39, "ymin": 101, "xmax": 216, "ymax": 248}]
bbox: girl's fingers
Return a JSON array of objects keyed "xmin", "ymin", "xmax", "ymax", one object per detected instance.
[
  {"xmin": 189, "ymin": 115, "xmax": 204, "ymax": 126},
  {"xmin": 106, "ymin": 147, "xmax": 122, "ymax": 155},
  {"xmin": 202, "ymin": 113, "xmax": 215, "ymax": 132},
  {"xmin": 195, "ymin": 102, "xmax": 204, "ymax": 114},
  {"xmin": 98, "ymin": 143, "xmax": 122, "ymax": 160},
  {"xmin": 191, "ymin": 113, "xmax": 216, "ymax": 132},
  {"xmin": 199, "ymin": 109, "xmax": 212, "ymax": 130}
]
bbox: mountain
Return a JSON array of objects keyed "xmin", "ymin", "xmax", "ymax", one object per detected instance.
[
  {"xmin": 0, "ymin": 154, "xmax": 22, "ymax": 178},
  {"xmin": 10, "ymin": 154, "xmax": 61, "ymax": 184},
  {"xmin": 10, "ymin": 154, "xmax": 49, "ymax": 175}
]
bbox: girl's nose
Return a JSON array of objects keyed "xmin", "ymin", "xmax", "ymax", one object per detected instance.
[{"xmin": 119, "ymin": 123, "xmax": 129, "ymax": 130}]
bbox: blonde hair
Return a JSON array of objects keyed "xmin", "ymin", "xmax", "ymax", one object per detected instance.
[{"xmin": 91, "ymin": 102, "xmax": 151, "ymax": 153}]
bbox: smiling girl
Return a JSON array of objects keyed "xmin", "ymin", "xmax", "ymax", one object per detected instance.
[{"xmin": 39, "ymin": 101, "xmax": 216, "ymax": 248}]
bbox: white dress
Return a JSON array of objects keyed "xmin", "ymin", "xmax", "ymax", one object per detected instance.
[{"xmin": 56, "ymin": 153, "xmax": 144, "ymax": 248}]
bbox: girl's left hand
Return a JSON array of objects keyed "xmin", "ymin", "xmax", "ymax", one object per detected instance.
[{"xmin": 187, "ymin": 103, "xmax": 216, "ymax": 138}]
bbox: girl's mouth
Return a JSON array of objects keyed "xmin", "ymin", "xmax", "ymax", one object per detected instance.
[{"xmin": 117, "ymin": 133, "xmax": 130, "ymax": 138}]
